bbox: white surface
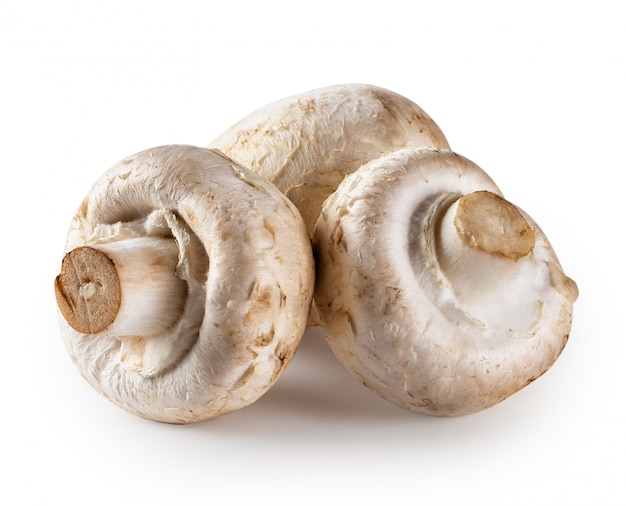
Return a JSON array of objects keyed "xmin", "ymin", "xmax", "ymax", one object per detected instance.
[{"xmin": 2, "ymin": 1, "xmax": 623, "ymax": 504}]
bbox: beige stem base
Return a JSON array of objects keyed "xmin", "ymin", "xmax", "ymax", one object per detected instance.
[{"xmin": 55, "ymin": 237, "xmax": 186, "ymax": 337}]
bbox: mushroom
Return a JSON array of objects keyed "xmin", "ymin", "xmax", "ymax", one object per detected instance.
[
  {"xmin": 54, "ymin": 145, "xmax": 314, "ymax": 423},
  {"xmin": 209, "ymin": 83, "xmax": 450, "ymax": 238},
  {"xmin": 313, "ymin": 147, "xmax": 578, "ymax": 416}
]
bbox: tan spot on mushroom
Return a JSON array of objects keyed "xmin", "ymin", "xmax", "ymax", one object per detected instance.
[
  {"xmin": 244, "ymin": 281, "xmax": 276, "ymax": 325},
  {"xmin": 331, "ymin": 222, "xmax": 348, "ymax": 253},
  {"xmin": 419, "ymin": 398, "xmax": 434, "ymax": 408},
  {"xmin": 78, "ymin": 199, "xmax": 89, "ymax": 219},
  {"xmin": 297, "ymin": 98, "xmax": 317, "ymax": 114},
  {"xmin": 275, "ymin": 342, "xmax": 291, "ymax": 365},
  {"xmin": 263, "ymin": 219, "xmax": 276, "ymax": 242},
  {"xmin": 255, "ymin": 325, "xmax": 275, "ymax": 347},
  {"xmin": 234, "ymin": 364, "xmax": 256, "ymax": 388},
  {"xmin": 269, "ymin": 343, "xmax": 294, "ymax": 383},
  {"xmin": 232, "ymin": 127, "xmax": 260, "ymax": 148},
  {"xmin": 246, "ymin": 347, "xmax": 260, "ymax": 359},
  {"xmin": 347, "ymin": 312, "xmax": 357, "ymax": 337}
]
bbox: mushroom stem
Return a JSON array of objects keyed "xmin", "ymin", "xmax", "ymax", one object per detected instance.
[
  {"xmin": 435, "ymin": 190, "xmax": 541, "ymax": 330},
  {"xmin": 55, "ymin": 237, "xmax": 187, "ymax": 337}
]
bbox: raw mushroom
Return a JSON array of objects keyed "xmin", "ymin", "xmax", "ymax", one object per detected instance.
[
  {"xmin": 210, "ymin": 83, "xmax": 449, "ymax": 326},
  {"xmin": 314, "ymin": 148, "xmax": 578, "ymax": 416},
  {"xmin": 209, "ymin": 83, "xmax": 450, "ymax": 238},
  {"xmin": 54, "ymin": 145, "xmax": 314, "ymax": 423}
]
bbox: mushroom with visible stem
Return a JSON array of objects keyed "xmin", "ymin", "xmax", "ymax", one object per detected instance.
[
  {"xmin": 54, "ymin": 145, "xmax": 315, "ymax": 423},
  {"xmin": 313, "ymin": 147, "xmax": 578, "ymax": 416}
]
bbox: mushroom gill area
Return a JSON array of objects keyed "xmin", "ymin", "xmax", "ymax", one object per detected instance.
[
  {"xmin": 414, "ymin": 191, "xmax": 549, "ymax": 337},
  {"xmin": 55, "ymin": 209, "xmax": 209, "ymax": 377}
]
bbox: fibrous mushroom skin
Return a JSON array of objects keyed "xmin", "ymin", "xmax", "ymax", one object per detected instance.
[
  {"xmin": 56, "ymin": 145, "xmax": 314, "ymax": 423},
  {"xmin": 314, "ymin": 148, "xmax": 578, "ymax": 417},
  {"xmin": 209, "ymin": 83, "xmax": 450, "ymax": 238}
]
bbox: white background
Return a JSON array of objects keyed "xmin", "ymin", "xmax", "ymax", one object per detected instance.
[{"xmin": 2, "ymin": 1, "xmax": 623, "ymax": 504}]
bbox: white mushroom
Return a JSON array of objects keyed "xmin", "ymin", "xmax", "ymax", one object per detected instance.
[
  {"xmin": 54, "ymin": 145, "xmax": 314, "ymax": 423},
  {"xmin": 314, "ymin": 148, "xmax": 578, "ymax": 416},
  {"xmin": 209, "ymin": 83, "xmax": 450, "ymax": 238}
]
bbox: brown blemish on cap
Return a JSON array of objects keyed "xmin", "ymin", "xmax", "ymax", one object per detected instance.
[{"xmin": 454, "ymin": 191, "xmax": 535, "ymax": 260}]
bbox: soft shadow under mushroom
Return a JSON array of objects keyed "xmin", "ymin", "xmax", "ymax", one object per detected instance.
[{"xmin": 195, "ymin": 328, "xmax": 425, "ymax": 432}]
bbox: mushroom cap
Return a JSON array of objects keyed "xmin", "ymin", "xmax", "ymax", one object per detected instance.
[
  {"xmin": 57, "ymin": 145, "xmax": 314, "ymax": 423},
  {"xmin": 313, "ymin": 148, "xmax": 577, "ymax": 416},
  {"xmin": 209, "ymin": 83, "xmax": 450, "ymax": 237}
]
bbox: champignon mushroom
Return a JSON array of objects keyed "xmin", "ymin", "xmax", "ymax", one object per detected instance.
[
  {"xmin": 313, "ymin": 147, "xmax": 578, "ymax": 416},
  {"xmin": 209, "ymin": 83, "xmax": 450, "ymax": 238},
  {"xmin": 54, "ymin": 145, "xmax": 314, "ymax": 423}
]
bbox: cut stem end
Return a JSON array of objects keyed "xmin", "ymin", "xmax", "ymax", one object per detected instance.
[
  {"xmin": 454, "ymin": 190, "xmax": 535, "ymax": 260},
  {"xmin": 55, "ymin": 237, "xmax": 187, "ymax": 337},
  {"xmin": 55, "ymin": 246, "xmax": 121, "ymax": 334}
]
